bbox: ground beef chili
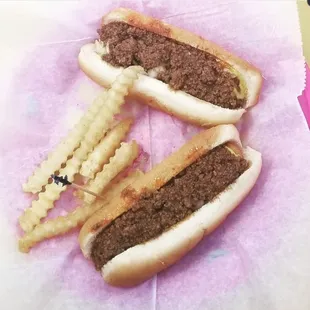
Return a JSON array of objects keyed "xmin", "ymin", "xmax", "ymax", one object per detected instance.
[
  {"xmin": 98, "ymin": 22, "xmax": 246, "ymax": 109},
  {"xmin": 91, "ymin": 145, "xmax": 248, "ymax": 270}
]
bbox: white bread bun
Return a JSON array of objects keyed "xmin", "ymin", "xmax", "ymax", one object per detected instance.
[
  {"xmin": 78, "ymin": 8, "xmax": 263, "ymax": 126},
  {"xmin": 79, "ymin": 125, "xmax": 262, "ymax": 286}
]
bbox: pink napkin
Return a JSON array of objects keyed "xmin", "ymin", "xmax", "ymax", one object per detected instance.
[
  {"xmin": 1, "ymin": 1, "xmax": 310, "ymax": 309},
  {"xmin": 299, "ymin": 65, "xmax": 310, "ymax": 126}
]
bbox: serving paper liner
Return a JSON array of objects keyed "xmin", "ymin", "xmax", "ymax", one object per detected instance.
[{"xmin": 0, "ymin": 1, "xmax": 310, "ymax": 309}]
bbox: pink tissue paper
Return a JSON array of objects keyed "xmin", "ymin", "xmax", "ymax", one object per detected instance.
[
  {"xmin": 0, "ymin": 1, "xmax": 310, "ymax": 310},
  {"xmin": 299, "ymin": 65, "xmax": 310, "ymax": 126}
]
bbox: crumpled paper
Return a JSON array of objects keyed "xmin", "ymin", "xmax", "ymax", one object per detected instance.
[{"xmin": 0, "ymin": 1, "xmax": 310, "ymax": 309}]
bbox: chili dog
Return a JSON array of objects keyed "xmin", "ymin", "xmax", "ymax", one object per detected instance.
[
  {"xmin": 78, "ymin": 8, "xmax": 263, "ymax": 126},
  {"xmin": 79, "ymin": 125, "xmax": 262, "ymax": 287}
]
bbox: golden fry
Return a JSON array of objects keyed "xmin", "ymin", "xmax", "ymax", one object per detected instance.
[
  {"xmin": 22, "ymin": 90, "xmax": 107, "ymax": 194},
  {"xmin": 18, "ymin": 170, "xmax": 143, "ymax": 253},
  {"xmin": 19, "ymin": 66, "xmax": 143, "ymax": 232},
  {"xmin": 19, "ymin": 152, "xmax": 84, "ymax": 233},
  {"xmin": 80, "ymin": 118, "xmax": 133, "ymax": 179},
  {"xmin": 80, "ymin": 66, "xmax": 143, "ymax": 157},
  {"xmin": 83, "ymin": 141, "xmax": 139, "ymax": 204}
]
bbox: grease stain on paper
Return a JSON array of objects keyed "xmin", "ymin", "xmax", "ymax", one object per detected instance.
[{"xmin": 207, "ymin": 248, "xmax": 228, "ymax": 262}]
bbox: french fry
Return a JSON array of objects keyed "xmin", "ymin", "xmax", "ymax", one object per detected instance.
[
  {"xmin": 19, "ymin": 153, "xmax": 85, "ymax": 233},
  {"xmin": 18, "ymin": 170, "xmax": 143, "ymax": 253},
  {"xmin": 19, "ymin": 66, "xmax": 144, "ymax": 233},
  {"xmin": 22, "ymin": 90, "xmax": 107, "ymax": 194},
  {"xmin": 80, "ymin": 118, "xmax": 133, "ymax": 179},
  {"xmin": 83, "ymin": 141, "xmax": 139, "ymax": 204}
]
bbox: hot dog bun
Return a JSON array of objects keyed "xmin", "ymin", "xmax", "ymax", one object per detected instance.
[
  {"xmin": 78, "ymin": 8, "xmax": 263, "ymax": 126},
  {"xmin": 79, "ymin": 125, "xmax": 262, "ymax": 287}
]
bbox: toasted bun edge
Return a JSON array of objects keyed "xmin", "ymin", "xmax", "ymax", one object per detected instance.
[{"xmin": 102, "ymin": 8, "xmax": 263, "ymax": 109}]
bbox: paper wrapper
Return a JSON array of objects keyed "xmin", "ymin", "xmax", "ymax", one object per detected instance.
[{"xmin": 0, "ymin": 1, "xmax": 310, "ymax": 309}]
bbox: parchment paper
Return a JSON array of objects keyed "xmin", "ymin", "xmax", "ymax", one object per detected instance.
[{"xmin": 0, "ymin": 1, "xmax": 310, "ymax": 309}]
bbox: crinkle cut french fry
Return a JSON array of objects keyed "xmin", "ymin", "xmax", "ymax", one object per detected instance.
[
  {"xmin": 80, "ymin": 118, "xmax": 133, "ymax": 179},
  {"xmin": 83, "ymin": 141, "xmax": 139, "ymax": 204},
  {"xmin": 19, "ymin": 66, "xmax": 143, "ymax": 232},
  {"xmin": 19, "ymin": 154, "xmax": 81, "ymax": 233},
  {"xmin": 80, "ymin": 65, "xmax": 143, "ymax": 155},
  {"xmin": 22, "ymin": 90, "xmax": 107, "ymax": 194},
  {"xmin": 77, "ymin": 166, "xmax": 134, "ymax": 201},
  {"xmin": 18, "ymin": 170, "xmax": 144, "ymax": 253}
]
